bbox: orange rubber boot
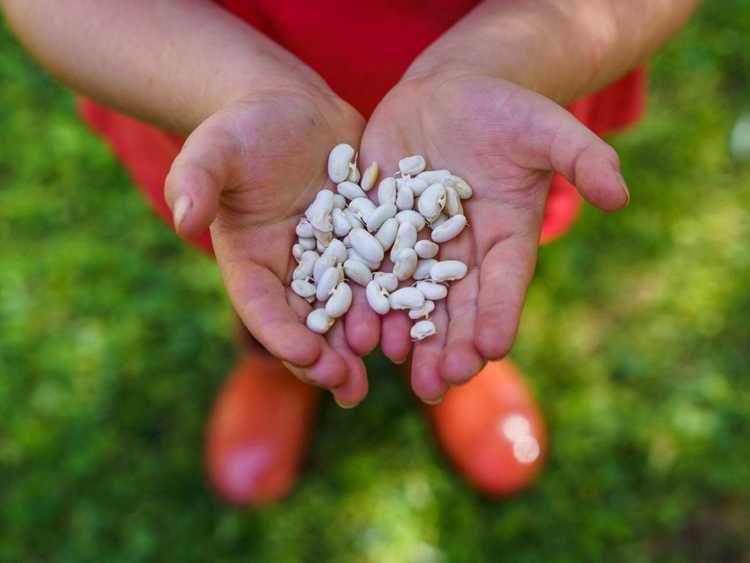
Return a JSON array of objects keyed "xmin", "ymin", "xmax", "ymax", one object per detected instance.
[
  {"xmin": 429, "ymin": 358, "xmax": 547, "ymax": 497},
  {"xmin": 205, "ymin": 354, "xmax": 320, "ymax": 505}
]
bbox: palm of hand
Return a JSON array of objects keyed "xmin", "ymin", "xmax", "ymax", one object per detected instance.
[
  {"xmin": 355, "ymin": 73, "xmax": 628, "ymax": 402},
  {"xmin": 167, "ymin": 90, "xmax": 369, "ymax": 404}
]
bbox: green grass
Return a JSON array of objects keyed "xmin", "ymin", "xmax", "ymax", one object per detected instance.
[{"xmin": 2, "ymin": 4, "xmax": 750, "ymax": 562}]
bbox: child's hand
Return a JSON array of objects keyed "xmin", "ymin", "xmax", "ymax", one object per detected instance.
[
  {"xmin": 356, "ymin": 71, "xmax": 629, "ymax": 403},
  {"xmin": 165, "ymin": 88, "xmax": 369, "ymax": 407}
]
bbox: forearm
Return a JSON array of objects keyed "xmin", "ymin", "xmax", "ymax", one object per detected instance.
[
  {"xmin": 1, "ymin": 0, "xmax": 327, "ymax": 133},
  {"xmin": 405, "ymin": 0, "xmax": 701, "ymax": 104}
]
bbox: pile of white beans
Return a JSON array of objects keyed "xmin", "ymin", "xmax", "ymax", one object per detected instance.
[{"xmin": 290, "ymin": 143, "xmax": 472, "ymax": 341}]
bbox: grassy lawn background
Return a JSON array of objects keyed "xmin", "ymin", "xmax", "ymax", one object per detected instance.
[{"xmin": 2, "ymin": 4, "xmax": 750, "ymax": 562}]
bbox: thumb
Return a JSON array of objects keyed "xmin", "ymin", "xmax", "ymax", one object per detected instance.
[
  {"xmin": 164, "ymin": 124, "xmax": 236, "ymax": 238},
  {"xmin": 546, "ymin": 107, "xmax": 630, "ymax": 212}
]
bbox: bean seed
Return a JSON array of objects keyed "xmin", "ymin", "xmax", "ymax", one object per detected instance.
[
  {"xmin": 390, "ymin": 222, "xmax": 417, "ymax": 262},
  {"xmin": 413, "ymin": 259, "xmax": 438, "ymax": 281},
  {"xmin": 313, "ymin": 227, "xmax": 333, "ymax": 247},
  {"xmin": 417, "ymin": 183, "xmax": 447, "ymax": 222},
  {"xmin": 291, "ymin": 279, "xmax": 316, "ymax": 300},
  {"xmin": 350, "ymin": 228, "xmax": 384, "ymax": 265},
  {"xmin": 404, "ymin": 177, "xmax": 429, "ymax": 196},
  {"xmin": 299, "ymin": 237, "xmax": 316, "ymax": 250},
  {"xmin": 395, "ymin": 210, "xmax": 426, "ymax": 231},
  {"xmin": 414, "ymin": 240, "xmax": 439, "ymax": 259},
  {"xmin": 396, "ymin": 182, "xmax": 414, "ymax": 211},
  {"xmin": 394, "ymin": 248, "xmax": 418, "ymax": 281},
  {"xmin": 430, "ymin": 260, "xmax": 468, "ymax": 282},
  {"xmin": 416, "ymin": 170, "xmax": 451, "ymax": 184},
  {"xmin": 366, "ymin": 204, "xmax": 397, "ymax": 233},
  {"xmin": 296, "ymin": 218, "xmax": 314, "ymax": 238},
  {"xmin": 348, "ymin": 197, "xmax": 376, "ymax": 222},
  {"xmin": 377, "ymin": 177, "xmax": 397, "ymax": 206},
  {"xmin": 375, "ymin": 218, "xmax": 398, "ymax": 250},
  {"xmin": 344, "ymin": 259, "xmax": 372, "ymax": 286},
  {"xmin": 410, "ymin": 320, "xmax": 437, "ymax": 341},
  {"xmin": 322, "ymin": 238, "xmax": 348, "ymax": 264},
  {"xmin": 307, "ymin": 308, "xmax": 334, "ymax": 334},
  {"xmin": 348, "ymin": 247, "xmax": 380, "ymax": 271},
  {"xmin": 316, "ymin": 266, "xmax": 340, "ymax": 301},
  {"xmin": 431, "ymin": 214, "xmax": 467, "ymax": 243},
  {"xmin": 347, "ymin": 162, "xmax": 360, "ymax": 183},
  {"xmin": 373, "ymin": 272, "xmax": 398, "ymax": 292},
  {"xmin": 399, "ymin": 155, "xmax": 426, "ymax": 176},
  {"xmin": 337, "ymin": 181, "xmax": 366, "ymax": 200},
  {"xmin": 332, "ymin": 208, "xmax": 351, "ymax": 237},
  {"xmin": 445, "ymin": 175, "xmax": 473, "ymax": 199},
  {"xmin": 430, "ymin": 214, "xmax": 449, "ymax": 229},
  {"xmin": 328, "ymin": 144, "xmax": 355, "ymax": 183},
  {"xmin": 389, "ymin": 287, "xmax": 425, "ymax": 310},
  {"xmin": 333, "ymin": 194, "xmax": 347, "ymax": 209},
  {"xmin": 366, "ymin": 280, "xmax": 391, "ymax": 315},
  {"xmin": 409, "ymin": 300, "xmax": 435, "ymax": 320},
  {"xmin": 361, "ymin": 162, "xmax": 379, "ymax": 192},
  {"xmin": 292, "ymin": 244, "xmax": 305, "ymax": 261},
  {"xmin": 325, "ymin": 282, "xmax": 353, "ymax": 318},
  {"xmin": 416, "ymin": 281, "xmax": 448, "ymax": 300},
  {"xmin": 444, "ymin": 187, "xmax": 463, "ymax": 216},
  {"xmin": 344, "ymin": 208, "xmax": 364, "ymax": 230},
  {"xmin": 313, "ymin": 254, "xmax": 336, "ymax": 282}
]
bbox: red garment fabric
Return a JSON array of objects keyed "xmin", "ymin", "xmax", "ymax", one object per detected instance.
[{"xmin": 79, "ymin": 1, "xmax": 646, "ymax": 254}]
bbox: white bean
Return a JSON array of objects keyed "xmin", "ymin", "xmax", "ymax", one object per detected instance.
[
  {"xmin": 413, "ymin": 259, "xmax": 438, "ymax": 281},
  {"xmin": 414, "ymin": 240, "xmax": 439, "ymax": 259},
  {"xmin": 298, "ymin": 237, "xmax": 316, "ymax": 250},
  {"xmin": 322, "ymin": 238, "xmax": 348, "ymax": 264},
  {"xmin": 389, "ymin": 287, "xmax": 425, "ymax": 310},
  {"xmin": 316, "ymin": 266, "xmax": 340, "ymax": 301},
  {"xmin": 313, "ymin": 228, "xmax": 333, "ymax": 247},
  {"xmin": 305, "ymin": 190, "xmax": 334, "ymax": 232},
  {"xmin": 325, "ymin": 282, "xmax": 353, "ymax": 318},
  {"xmin": 430, "ymin": 260, "xmax": 468, "ymax": 282},
  {"xmin": 337, "ymin": 181, "xmax": 366, "ymax": 200},
  {"xmin": 347, "ymin": 162, "xmax": 360, "ymax": 183},
  {"xmin": 394, "ymin": 248, "xmax": 418, "ymax": 281},
  {"xmin": 403, "ymin": 177, "xmax": 429, "ymax": 196},
  {"xmin": 292, "ymin": 244, "xmax": 305, "ymax": 261},
  {"xmin": 445, "ymin": 175, "xmax": 473, "ymax": 199},
  {"xmin": 431, "ymin": 214, "xmax": 467, "ymax": 243},
  {"xmin": 417, "ymin": 183, "xmax": 446, "ymax": 222},
  {"xmin": 411, "ymin": 320, "xmax": 437, "ymax": 341},
  {"xmin": 344, "ymin": 259, "xmax": 372, "ymax": 286},
  {"xmin": 333, "ymin": 194, "xmax": 347, "ymax": 209},
  {"xmin": 344, "ymin": 208, "xmax": 364, "ymax": 230},
  {"xmin": 348, "ymin": 197, "xmax": 376, "ymax": 222},
  {"xmin": 375, "ymin": 218, "xmax": 398, "ymax": 250},
  {"xmin": 444, "ymin": 187, "xmax": 463, "ymax": 217},
  {"xmin": 328, "ymin": 144, "xmax": 355, "ymax": 183},
  {"xmin": 307, "ymin": 308, "xmax": 334, "ymax": 334},
  {"xmin": 361, "ymin": 162, "xmax": 379, "ymax": 192},
  {"xmin": 296, "ymin": 218, "xmax": 314, "ymax": 239},
  {"xmin": 291, "ymin": 279, "xmax": 316, "ymax": 300},
  {"xmin": 396, "ymin": 182, "xmax": 414, "ymax": 211},
  {"xmin": 373, "ymin": 272, "xmax": 398, "ymax": 292},
  {"xmin": 349, "ymin": 228, "xmax": 385, "ymax": 265},
  {"xmin": 366, "ymin": 204, "xmax": 397, "ymax": 233},
  {"xmin": 366, "ymin": 280, "xmax": 391, "ymax": 315},
  {"xmin": 332, "ymin": 208, "xmax": 351, "ymax": 238},
  {"xmin": 409, "ymin": 300, "xmax": 435, "ymax": 320},
  {"xmin": 399, "ymin": 155, "xmax": 426, "ymax": 176},
  {"xmin": 416, "ymin": 170, "xmax": 451, "ymax": 184},
  {"xmin": 416, "ymin": 281, "xmax": 448, "ymax": 300},
  {"xmin": 316, "ymin": 239, "xmax": 326, "ymax": 253},
  {"xmin": 313, "ymin": 254, "xmax": 336, "ymax": 282},
  {"xmin": 377, "ymin": 177, "xmax": 397, "ymax": 206},
  {"xmin": 348, "ymin": 247, "xmax": 380, "ymax": 271},
  {"xmin": 395, "ymin": 210, "xmax": 426, "ymax": 231},
  {"xmin": 390, "ymin": 221, "xmax": 417, "ymax": 262},
  {"xmin": 430, "ymin": 214, "xmax": 449, "ymax": 229}
]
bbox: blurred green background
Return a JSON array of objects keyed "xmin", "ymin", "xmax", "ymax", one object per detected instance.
[{"xmin": 2, "ymin": 4, "xmax": 750, "ymax": 562}]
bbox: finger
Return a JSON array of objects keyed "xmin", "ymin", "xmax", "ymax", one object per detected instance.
[
  {"xmin": 474, "ymin": 228, "xmax": 540, "ymax": 361},
  {"xmin": 219, "ymin": 258, "xmax": 335, "ymax": 377},
  {"xmin": 164, "ymin": 122, "xmax": 235, "ymax": 237},
  {"xmin": 411, "ymin": 303, "xmax": 450, "ymax": 404},
  {"xmin": 546, "ymin": 110, "xmax": 630, "ymax": 211},
  {"xmin": 327, "ymin": 322, "xmax": 369, "ymax": 408},
  {"xmin": 344, "ymin": 284, "xmax": 380, "ymax": 356},
  {"xmin": 440, "ymin": 268, "xmax": 485, "ymax": 385},
  {"xmin": 380, "ymin": 310, "xmax": 413, "ymax": 364}
]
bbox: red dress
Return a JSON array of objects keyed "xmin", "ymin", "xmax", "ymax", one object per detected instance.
[{"xmin": 79, "ymin": 0, "xmax": 645, "ymax": 254}]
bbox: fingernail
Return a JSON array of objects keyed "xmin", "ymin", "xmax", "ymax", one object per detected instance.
[
  {"xmin": 393, "ymin": 357, "xmax": 407, "ymax": 365},
  {"xmin": 616, "ymin": 171, "xmax": 630, "ymax": 206},
  {"xmin": 334, "ymin": 397, "xmax": 358, "ymax": 409},
  {"xmin": 423, "ymin": 394, "xmax": 445, "ymax": 406},
  {"xmin": 173, "ymin": 195, "xmax": 192, "ymax": 232}
]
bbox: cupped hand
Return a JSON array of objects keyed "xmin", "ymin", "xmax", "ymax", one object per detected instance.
[
  {"xmin": 355, "ymin": 70, "xmax": 629, "ymax": 403},
  {"xmin": 164, "ymin": 87, "xmax": 369, "ymax": 407}
]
